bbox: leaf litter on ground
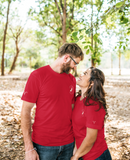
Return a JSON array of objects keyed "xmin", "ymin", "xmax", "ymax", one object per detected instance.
[{"xmin": 0, "ymin": 76, "xmax": 130, "ymax": 160}]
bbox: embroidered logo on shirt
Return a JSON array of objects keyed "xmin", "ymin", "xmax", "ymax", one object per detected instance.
[
  {"xmin": 93, "ymin": 121, "xmax": 96, "ymax": 124},
  {"xmin": 81, "ymin": 109, "xmax": 84, "ymax": 117},
  {"xmin": 24, "ymin": 91, "xmax": 28, "ymax": 95},
  {"xmin": 69, "ymin": 85, "xmax": 74, "ymax": 94},
  {"xmin": 82, "ymin": 111, "xmax": 84, "ymax": 115}
]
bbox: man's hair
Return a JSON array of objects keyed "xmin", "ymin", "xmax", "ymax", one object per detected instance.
[{"xmin": 58, "ymin": 43, "xmax": 84, "ymax": 60}]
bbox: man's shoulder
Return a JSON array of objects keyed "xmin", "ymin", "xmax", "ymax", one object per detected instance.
[
  {"xmin": 29, "ymin": 65, "xmax": 50, "ymax": 81},
  {"xmin": 68, "ymin": 73, "xmax": 76, "ymax": 83},
  {"xmin": 68, "ymin": 73, "xmax": 75, "ymax": 79},
  {"xmin": 31, "ymin": 65, "xmax": 49, "ymax": 75}
]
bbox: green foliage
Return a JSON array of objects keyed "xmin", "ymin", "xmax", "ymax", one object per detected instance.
[
  {"xmin": 85, "ymin": 29, "xmax": 90, "ymax": 34},
  {"xmin": 35, "ymin": 30, "xmax": 47, "ymax": 43},
  {"xmin": 124, "ymin": 49, "xmax": 130, "ymax": 60},
  {"xmin": 86, "ymin": 49, "xmax": 89, "ymax": 55},
  {"xmin": 120, "ymin": 16, "xmax": 129, "ymax": 24},
  {"xmin": 31, "ymin": 58, "xmax": 45, "ymax": 69},
  {"xmin": 29, "ymin": 0, "xmax": 85, "ymax": 45},
  {"xmin": 116, "ymin": 1, "xmax": 125, "ymax": 8}
]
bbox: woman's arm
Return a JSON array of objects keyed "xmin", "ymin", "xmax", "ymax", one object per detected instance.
[
  {"xmin": 71, "ymin": 127, "xmax": 98, "ymax": 160},
  {"xmin": 73, "ymin": 142, "xmax": 77, "ymax": 155}
]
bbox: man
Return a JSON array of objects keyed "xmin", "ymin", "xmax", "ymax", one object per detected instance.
[{"xmin": 21, "ymin": 43, "xmax": 84, "ymax": 160}]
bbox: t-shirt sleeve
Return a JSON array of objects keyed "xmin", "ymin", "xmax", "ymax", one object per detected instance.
[
  {"xmin": 85, "ymin": 104, "xmax": 105, "ymax": 130},
  {"xmin": 21, "ymin": 71, "xmax": 41, "ymax": 103}
]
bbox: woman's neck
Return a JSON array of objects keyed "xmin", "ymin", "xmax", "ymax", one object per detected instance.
[{"xmin": 80, "ymin": 88, "xmax": 87, "ymax": 100}]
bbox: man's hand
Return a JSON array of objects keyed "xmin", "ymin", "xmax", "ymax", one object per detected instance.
[{"xmin": 25, "ymin": 150, "xmax": 39, "ymax": 160}]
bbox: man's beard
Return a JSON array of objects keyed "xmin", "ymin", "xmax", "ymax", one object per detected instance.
[{"xmin": 61, "ymin": 61, "xmax": 73, "ymax": 74}]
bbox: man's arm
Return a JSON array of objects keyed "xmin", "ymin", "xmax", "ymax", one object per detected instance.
[{"xmin": 21, "ymin": 101, "xmax": 39, "ymax": 160}]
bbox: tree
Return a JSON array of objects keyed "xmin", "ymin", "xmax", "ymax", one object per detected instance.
[
  {"xmin": 0, "ymin": 0, "xmax": 20, "ymax": 75},
  {"xmin": 115, "ymin": 28, "xmax": 128, "ymax": 75},
  {"xmin": 102, "ymin": 0, "xmax": 130, "ymax": 33},
  {"xmin": 103, "ymin": 0, "xmax": 130, "ymax": 75},
  {"xmin": 71, "ymin": 0, "xmax": 104, "ymax": 67},
  {"xmin": 1, "ymin": 0, "xmax": 11, "ymax": 75},
  {"xmin": 8, "ymin": 25, "xmax": 23, "ymax": 74},
  {"xmin": 29, "ymin": 0, "xmax": 85, "ymax": 45}
]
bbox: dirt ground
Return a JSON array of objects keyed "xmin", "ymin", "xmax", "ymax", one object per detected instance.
[{"xmin": 0, "ymin": 75, "xmax": 130, "ymax": 160}]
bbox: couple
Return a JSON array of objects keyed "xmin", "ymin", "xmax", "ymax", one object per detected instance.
[{"xmin": 21, "ymin": 43, "xmax": 112, "ymax": 160}]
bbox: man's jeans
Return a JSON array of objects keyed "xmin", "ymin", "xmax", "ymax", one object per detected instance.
[
  {"xmin": 33, "ymin": 142, "xmax": 74, "ymax": 160},
  {"xmin": 95, "ymin": 149, "xmax": 112, "ymax": 160}
]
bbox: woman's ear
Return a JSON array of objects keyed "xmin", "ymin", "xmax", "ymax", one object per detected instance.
[{"xmin": 91, "ymin": 81, "xmax": 94, "ymax": 86}]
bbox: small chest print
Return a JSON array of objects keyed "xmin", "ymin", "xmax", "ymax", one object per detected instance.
[
  {"xmin": 69, "ymin": 85, "xmax": 74, "ymax": 94},
  {"xmin": 81, "ymin": 109, "xmax": 84, "ymax": 116}
]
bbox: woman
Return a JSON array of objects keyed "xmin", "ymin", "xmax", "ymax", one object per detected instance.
[{"xmin": 71, "ymin": 67, "xmax": 112, "ymax": 160}]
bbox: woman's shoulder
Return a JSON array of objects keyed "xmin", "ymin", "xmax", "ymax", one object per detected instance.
[
  {"xmin": 76, "ymin": 95, "xmax": 81, "ymax": 101},
  {"xmin": 86, "ymin": 97, "xmax": 104, "ymax": 109}
]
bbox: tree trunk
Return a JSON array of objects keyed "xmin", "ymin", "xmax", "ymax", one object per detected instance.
[
  {"xmin": 111, "ymin": 52, "xmax": 113, "ymax": 75},
  {"xmin": 62, "ymin": 0, "xmax": 66, "ymax": 44},
  {"xmin": 93, "ymin": 40, "xmax": 97, "ymax": 67},
  {"xmin": 91, "ymin": 0, "xmax": 94, "ymax": 67},
  {"xmin": 1, "ymin": 0, "xmax": 11, "ymax": 75},
  {"xmin": 9, "ymin": 39, "xmax": 19, "ymax": 74},
  {"xmin": 29, "ymin": 57, "xmax": 32, "ymax": 69},
  {"xmin": 119, "ymin": 49, "xmax": 121, "ymax": 75},
  {"xmin": 29, "ymin": 56, "xmax": 32, "ymax": 73}
]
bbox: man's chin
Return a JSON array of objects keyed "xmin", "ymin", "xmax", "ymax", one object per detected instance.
[
  {"xmin": 64, "ymin": 70, "xmax": 70, "ymax": 74},
  {"xmin": 66, "ymin": 68, "xmax": 73, "ymax": 74}
]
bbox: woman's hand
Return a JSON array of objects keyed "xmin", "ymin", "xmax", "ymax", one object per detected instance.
[{"xmin": 71, "ymin": 155, "xmax": 79, "ymax": 160}]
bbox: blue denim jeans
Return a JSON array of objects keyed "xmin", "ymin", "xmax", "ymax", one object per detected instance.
[
  {"xmin": 78, "ymin": 149, "xmax": 111, "ymax": 160},
  {"xmin": 95, "ymin": 149, "xmax": 112, "ymax": 160},
  {"xmin": 33, "ymin": 142, "xmax": 74, "ymax": 160}
]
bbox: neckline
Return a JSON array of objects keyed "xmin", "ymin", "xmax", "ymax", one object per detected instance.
[{"xmin": 48, "ymin": 65, "xmax": 67, "ymax": 76}]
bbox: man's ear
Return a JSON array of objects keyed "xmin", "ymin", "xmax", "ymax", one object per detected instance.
[{"xmin": 63, "ymin": 54, "xmax": 70, "ymax": 63}]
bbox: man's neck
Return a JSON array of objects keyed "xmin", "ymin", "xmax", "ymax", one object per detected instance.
[{"xmin": 50, "ymin": 58, "xmax": 62, "ymax": 73}]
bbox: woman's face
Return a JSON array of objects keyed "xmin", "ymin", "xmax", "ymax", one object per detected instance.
[{"xmin": 77, "ymin": 68, "xmax": 91, "ymax": 88}]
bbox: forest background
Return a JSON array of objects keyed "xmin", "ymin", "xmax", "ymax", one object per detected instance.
[
  {"xmin": 0, "ymin": 0, "xmax": 130, "ymax": 160},
  {"xmin": 0, "ymin": 0, "xmax": 130, "ymax": 75}
]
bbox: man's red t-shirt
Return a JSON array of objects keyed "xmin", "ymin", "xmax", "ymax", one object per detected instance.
[
  {"xmin": 72, "ymin": 96, "xmax": 108, "ymax": 160},
  {"xmin": 21, "ymin": 65, "xmax": 76, "ymax": 146}
]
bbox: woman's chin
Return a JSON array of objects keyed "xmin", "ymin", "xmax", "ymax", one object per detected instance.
[{"xmin": 76, "ymin": 81, "xmax": 80, "ymax": 86}]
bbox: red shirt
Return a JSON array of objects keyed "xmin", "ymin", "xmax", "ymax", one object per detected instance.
[
  {"xmin": 72, "ymin": 96, "xmax": 108, "ymax": 160},
  {"xmin": 21, "ymin": 65, "xmax": 76, "ymax": 146}
]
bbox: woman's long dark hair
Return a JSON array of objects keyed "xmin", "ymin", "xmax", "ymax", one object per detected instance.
[{"xmin": 78, "ymin": 67, "xmax": 108, "ymax": 119}]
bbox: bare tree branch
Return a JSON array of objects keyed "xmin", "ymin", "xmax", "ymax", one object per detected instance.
[
  {"xmin": 44, "ymin": 21, "xmax": 62, "ymax": 38},
  {"xmin": 54, "ymin": 0, "xmax": 63, "ymax": 24},
  {"xmin": 60, "ymin": 0, "xmax": 63, "ymax": 11},
  {"xmin": 66, "ymin": 21, "xmax": 79, "ymax": 33},
  {"xmin": 71, "ymin": 0, "xmax": 74, "ymax": 19},
  {"xmin": 101, "ymin": 3, "xmax": 130, "ymax": 19},
  {"xmin": 66, "ymin": 0, "xmax": 74, "ymax": 33}
]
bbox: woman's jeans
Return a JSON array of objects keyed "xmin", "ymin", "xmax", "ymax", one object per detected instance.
[
  {"xmin": 78, "ymin": 149, "xmax": 112, "ymax": 160},
  {"xmin": 95, "ymin": 149, "xmax": 112, "ymax": 160},
  {"xmin": 33, "ymin": 141, "xmax": 74, "ymax": 160}
]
